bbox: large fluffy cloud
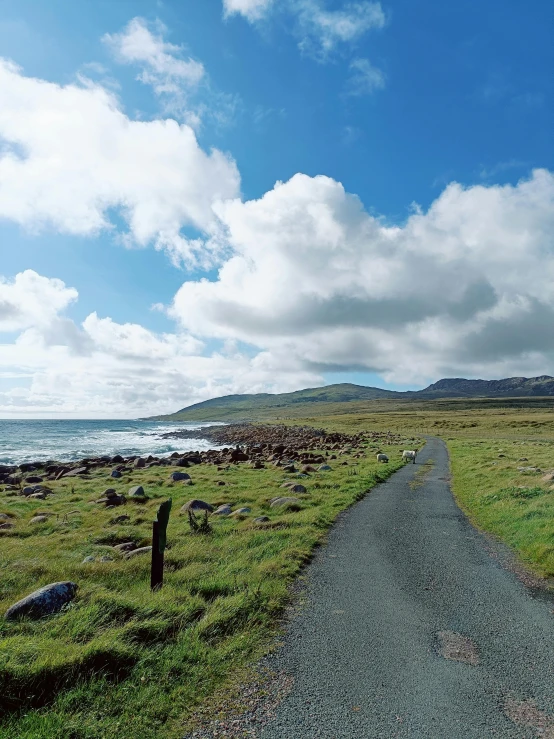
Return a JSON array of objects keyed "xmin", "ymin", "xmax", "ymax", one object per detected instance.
[
  {"xmin": 0, "ymin": 271, "xmax": 320, "ymax": 417},
  {"xmin": 0, "ymin": 58, "xmax": 240, "ymax": 265},
  {"xmin": 170, "ymin": 169, "xmax": 554, "ymax": 383}
]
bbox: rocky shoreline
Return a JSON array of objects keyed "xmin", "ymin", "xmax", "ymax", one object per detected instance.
[{"xmin": 0, "ymin": 423, "xmax": 409, "ymax": 496}]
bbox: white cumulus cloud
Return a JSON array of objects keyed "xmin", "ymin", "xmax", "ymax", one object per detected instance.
[
  {"xmin": 0, "ymin": 271, "xmax": 320, "ymax": 417},
  {"xmin": 169, "ymin": 169, "xmax": 554, "ymax": 384},
  {"xmin": 0, "ymin": 58, "xmax": 240, "ymax": 265}
]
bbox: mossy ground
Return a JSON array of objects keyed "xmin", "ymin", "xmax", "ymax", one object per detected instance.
[{"xmin": 0, "ymin": 440, "xmax": 407, "ymax": 739}]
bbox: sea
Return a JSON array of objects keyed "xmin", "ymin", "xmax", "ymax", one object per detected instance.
[{"xmin": 0, "ymin": 419, "xmax": 222, "ymax": 466}]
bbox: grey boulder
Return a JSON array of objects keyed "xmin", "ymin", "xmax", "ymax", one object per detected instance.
[
  {"xmin": 170, "ymin": 471, "xmax": 191, "ymax": 482},
  {"xmin": 180, "ymin": 499, "xmax": 214, "ymax": 513},
  {"xmin": 128, "ymin": 485, "xmax": 147, "ymax": 499},
  {"xmin": 5, "ymin": 581, "xmax": 78, "ymax": 620},
  {"xmin": 270, "ymin": 497, "xmax": 301, "ymax": 509}
]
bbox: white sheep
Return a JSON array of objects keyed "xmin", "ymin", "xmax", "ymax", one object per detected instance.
[
  {"xmin": 376, "ymin": 453, "xmax": 389, "ymax": 463},
  {"xmin": 402, "ymin": 450, "xmax": 417, "ymax": 464}
]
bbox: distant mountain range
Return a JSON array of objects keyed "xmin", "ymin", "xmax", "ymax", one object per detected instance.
[{"xmin": 146, "ymin": 375, "xmax": 554, "ymax": 422}]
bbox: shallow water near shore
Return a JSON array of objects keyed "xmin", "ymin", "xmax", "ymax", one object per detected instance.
[{"xmin": 0, "ymin": 419, "xmax": 221, "ymax": 465}]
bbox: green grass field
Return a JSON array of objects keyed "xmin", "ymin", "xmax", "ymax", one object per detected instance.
[
  {"xmin": 1, "ymin": 400, "xmax": 553, "ymax": 738},
  {"xmin": 0, "ymin": 438, "xmax": 408, "ymax": 739}
]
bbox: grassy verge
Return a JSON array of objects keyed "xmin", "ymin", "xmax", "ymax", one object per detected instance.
[
  {"xmin": 447, "ymin": 436, "xmax": 554, "ymax": 579},
  {"xmin": 0, "ymin": 440, "xmax": 407, "ymax": 739}
]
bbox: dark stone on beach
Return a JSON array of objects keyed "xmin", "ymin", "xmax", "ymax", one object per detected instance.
[
  {"xmin": 5, "ymin": 581, "xmax": 78, "ymax": 620},
  {"xmin": 170, "ymin": 471, "xmax": 191, "ymax": 482},
  {"xmin": 134, "ymin": 458, "xmax": 146, "ymax": 468},
  {"xmin": 230, "ymin": 448, "xmax": 249, "ymax": 463},
  {"xmin": 63, "ymin": 467, "xmax": 88, "ymax": 478},
  {"xmin": 172, "ymin": 458, "xmax": 190, "ymax": 467},
  {"xmin": 112, "ymin": 455, "xmax": 124, "ymax": 463}
]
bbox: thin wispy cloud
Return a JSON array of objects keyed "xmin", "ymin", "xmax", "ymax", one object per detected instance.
[
  {"xmin": 224, "ymin": 0, "xmax": 387, "ymax": 60},
  {"xmin": 346, "ymin": 57, "xmax": 386, "ymax": 95},
  {"xmin": 103, "ymin": 17, "xmax": 239, "ymax": 128}
]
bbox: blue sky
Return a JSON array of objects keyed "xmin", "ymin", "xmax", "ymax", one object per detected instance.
[{"xmin": 0, "ymin": 0, "xmax": 552, "ymax": 417}]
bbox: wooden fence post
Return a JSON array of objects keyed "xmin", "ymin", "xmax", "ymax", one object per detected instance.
[{"xmin": 151, "ymin": 498, "xmax": 172, "ymax": 591}]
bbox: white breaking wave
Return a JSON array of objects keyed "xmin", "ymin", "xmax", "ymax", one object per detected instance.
[{"xmin": 0, "ymin": 420, "xmax": 225, "ymax": 465}]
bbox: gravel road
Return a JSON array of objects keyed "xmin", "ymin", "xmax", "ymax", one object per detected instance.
[{"xmin": 259, "ymin": 436, "xmax": 554, "ymax": 738}]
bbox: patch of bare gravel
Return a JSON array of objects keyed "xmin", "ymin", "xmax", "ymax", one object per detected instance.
[
  {"xmin": 504, "ymin": 697, "xmax": 554, "ymax": 738},
  {"xmin": 182, "ymin": 668, "xmax": 294, "ymax": 739},
  {"xmin": 436, "ymin": 630, "xmax": 480, "ymax": 665}
]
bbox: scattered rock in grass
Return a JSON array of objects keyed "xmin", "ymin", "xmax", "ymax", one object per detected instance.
[
  {"xmin": 0, "ymin": 522, "xmax": 14, "ymax": 529},
  {"xmin": 25, "ymin": 475, "xmax": 43, "ymax": 483},
  {"xmin": 282, "ymin": 465, "xmax": 296, "ymax": 473},
  {"xmin": 134, "ymin": 457, "xmax": 146, "ymax": 468},
  {"xmin": 180, "ymin": 499, "xmax": 214, "ymax": 513},
  {"xmin": 128, "ymin": 485, "xmax": 147, "ymax": 499},
  {"xmin": 254, "ymin": 516, "xmax": 270, "ymax": 523},
  {"xmin": 517, "ymin": 466, "xmax": 541, "ymax": 473},
  {"xmin": 270, "ymin": 497, "xmax": 301, "ymax": 509},
  {"xmin": 28, "ymin": 492, "xmax": 46, "ymax": 500},
  {"xmin": 82, "ymin": 556, "xmax": 95, "ymax": 563},
  {"xmin": 99, "ymin": 555, "xmax": 114, "ymax": 562},
  {"xmin": 280, "ymin": 483, "xmax": 307, "ymax": 494},
  {"xmin": 113, "ymin": 542, "xmax": 136, "ymax": 552},
  {"xmin": 318, "ymin": 464, "xmax": 332, "ymax": 471},
  {"xmin": 63, "ymin": 467, "xmax": 88, "ymax": 478},
  {"xmin": 230, "ymin": 507, "xmax": 251, "ymax": 517},
  {"xmin": 170, "ymin": 471, "xmax": 191, "ymax": 482},
  {"xmin": 111, "ymin": 469, "xmax": 122, "ymax": 478},
  {"xmin": 213, "ymin": 504, "xmax": 232, "ymax": 516},
  {"xmin": 5, "ymin": 581, "xmax": 78, "ymax": 620},
  {"xmin": 301, "ymin": 465, "xmax": 317, "ymax": 473},
  {"xmin": 0, "ymin": 513, "xmax": 12, "ymax": 520},
  {"xmin": 124, "ymin": 546, "xmax": 152, "ymax": 559},
  {"xmin": 216, "ymin": 480, "xmax": 226, "ymax": 486},
  {"xmin": 29, "ymin": 515, "xmax": 48, "ymax": 524},
  {"xmin": 96, "ymin": 494, "xmax": 126, "ymax": 506},
  {"xmin": 251, "ymin": 460, "xmax": 265, "ymax": 469},
  {"xmin": 541, "ymin": 471, "xmax": 554, "ymax": 482}
]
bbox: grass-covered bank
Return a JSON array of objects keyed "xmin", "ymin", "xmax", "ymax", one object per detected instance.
[
  {"xmin": 0, "ymin": 436, "xmax": 408, "ymax": 739},
  {"xmin": 447, "ymin": 437, "xmax": 554, "ymax": 580}
]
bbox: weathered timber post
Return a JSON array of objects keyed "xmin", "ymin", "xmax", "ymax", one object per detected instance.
[{"xmin": 151, "ymin": 498, "xmax": 172, "ymax": 591}]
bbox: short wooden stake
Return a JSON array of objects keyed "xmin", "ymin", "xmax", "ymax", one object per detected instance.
[{"xmin": 150, "ymin": 520, "xmax": 164, "ymax": 591}]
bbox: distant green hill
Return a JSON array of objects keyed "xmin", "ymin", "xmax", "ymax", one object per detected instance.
[{"xmin": 145, "ymin": 376, "xmax": 554, "ymax": 422}]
